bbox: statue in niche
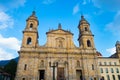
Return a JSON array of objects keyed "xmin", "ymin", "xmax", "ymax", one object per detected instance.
[
  {"xmin": 77, "ymin": 60, "xmax": 80, "ymax": 67},
  {"xmin": 40, "ymin": 60, "xmax": 44, "ymax": 67},
  {"xmin": 56, "ymin": 37, "xmax": 64, "ymax": 48},
  {"xmin": 58, "ymin": 40, "xmax": 63, "ymax": 48}
]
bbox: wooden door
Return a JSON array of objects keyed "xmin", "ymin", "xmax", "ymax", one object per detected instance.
[{"xmin": 57, "ymin": 68, "xmax": 64, "ymax": 80}]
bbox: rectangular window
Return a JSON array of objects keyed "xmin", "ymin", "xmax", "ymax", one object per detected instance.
[
  {"xmin": 99, "ymin": 62, "xmax": 102, "ymax": 65},
  {"xmin": 111, "ymin": 68, "xmax": 114, "ymax": 73},
  {"xmin": 114, "ymin": 62, "xmax": 117, "ymax": 65},
  {"xmin": 116, "ymin": 68, "xmax": 119, "ymax": 73},
  {"xmin": 92, "ymin": 64, "xmax": 94, "ymax": 70},
  {"xmin": 104, "ymin": 62, "xmax": 107, "ymax": 65},
  {"xmin": 109, "ymin": 62, "xmax": 111, "ymax": 65},
  {"xmin": 107, "ymin": 75, "xmax": 110, "ymax": 80},
  {"xmin": 99, "ymin": 62, "xmax": 100, "ymax": 65},
  {"xmin": 24, "ymin": 64, "xmax": 27, "ymax": 70},
  {"xmin": 112, "ymin": 75, "xmax": 115, "ymax": 80},
  {"xmin": 106, "ymin": 68, "xmax": 108, "ymax": 73},
  {"xmin": 100, "ymin": 68, "xmax": 103, "ymax": 73}
]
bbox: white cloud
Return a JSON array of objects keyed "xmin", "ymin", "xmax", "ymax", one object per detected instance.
[
  {"xmin": 42, "ymin": 0, "xmax": 56, "ymax": 4},
  {"xmin": 0, "ymin": 11, "xmax": 14, "ymax": 30},
  {"xmin": 0, "ymin": 0, "xmax": 24, "ymax": 60},
  {"xmin": 0, "ymin": 34, "xmax": 21, "ymax": 60},
  {"xmin": 92, "ymin": 0, "xmax": 120, "ymax": 11},
  {"xmin": 0, "ymin": 34, "xmax": 21, "ymax": 51},
  {"xmin": 0, "ymin": 0, "xmax": 26, "ymax": 11},
  {"xmin": 105, "ymin": 11, "xmax": 120, "ymax": 36},
  {"xmin": 0, "ymin": 0, "xmax": 26, "ymax": 29},
  {"xmin": 106, "ymin": 47, "xmax": 116, "ymax": 55},
  {"xmin": 73, "ymin": 4, "xmax": 79, "ymax": 15},
  {"xmin": 0, "ymin": 48, "xmax": 14, "ymax": 60}
]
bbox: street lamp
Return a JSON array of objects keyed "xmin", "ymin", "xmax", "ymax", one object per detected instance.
[{"xmin": 49, "ymin": 62, "xmax": 58, "ymax": 80}]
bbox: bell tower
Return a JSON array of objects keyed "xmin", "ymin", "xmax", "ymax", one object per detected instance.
[
  {"xmin": 78, "ymin": 15, "xmax": 95, "ymax": 49},
  {"xmin": 21, "ymin": 11, "xmax": 39, "ymax": 48},
  {"xmin": 116, "ymin": 41, "xmax": 120, "ymax": 58}
]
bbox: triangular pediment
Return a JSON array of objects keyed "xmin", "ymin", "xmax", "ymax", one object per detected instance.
[{"xmin": 46, "ymin": 29, "xmax": 73, "ymax": 35}]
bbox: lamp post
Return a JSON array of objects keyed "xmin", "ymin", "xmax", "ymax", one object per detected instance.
[{"xmin": 49, "ymin": 62, "xmax": 58, "ymax": 80}]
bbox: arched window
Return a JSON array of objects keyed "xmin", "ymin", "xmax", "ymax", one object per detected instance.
[
  {"xmin": 112, "ymin": 75, "xmax": 115, "ymax": 80},
  {"xmin": 106, "ymin": 68, "xmax": 108, "ymax": 73},
  {"xmin": 118, "ymin": 75, "xmax": 120, "ymax": 80},
  {"xmin": 22, "ymin": 78, "xmax": 25, "ymax": 80},
  {"xmin": 116, "ymin": 68, "xmax": 119, "ymax": 73},
  {"xmin": 27, "ymin": 37, "xmax": 32, "ymax": 45},
  {"xmin": 111, "ymin": 68, "xmax": 114, "ymax": 73},
  {"xmin": 107, "ymin": 75, "xmax": 110, "ymax": 80},
  {"xmin": 87, "ymin": 40, "xmax": 91, "ymax": 47},
  {"xmin": 30, "ymin": 23, "xmax": 33, "ymax": 29},
  {"xmin": 101, "ymin": 76, "xmax": 104, "ymax": 80},
  {"xmin": 85, "ymin": 27, "xmax": 88, "ymax": 31}
]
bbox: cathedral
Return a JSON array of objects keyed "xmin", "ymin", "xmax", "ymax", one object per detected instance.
[{"xmin": 15, "ymin": 11, "xmax": 120, "ymax": 80}]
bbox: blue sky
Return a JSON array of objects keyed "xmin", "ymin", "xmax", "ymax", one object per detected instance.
[{"xmin": 0, "ymin": 0, "xmax": 120, "ymax": 60}]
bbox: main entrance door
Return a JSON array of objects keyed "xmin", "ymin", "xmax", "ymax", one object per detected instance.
[
  {"xmin": 76, "ymin": 70, "xmax": 83, "ymax": 80},
  {"xmin": 57, "ymin": 68, "xmax": 65, "ymax": 80},
  {"xmin": 39, "ymin": 70, "xmax": 45, "ymax": 80}
]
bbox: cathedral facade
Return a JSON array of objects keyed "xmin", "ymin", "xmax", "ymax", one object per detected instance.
[{"xmin": 15, "ymin": 11, "xmax": 120, "ymax": 80}]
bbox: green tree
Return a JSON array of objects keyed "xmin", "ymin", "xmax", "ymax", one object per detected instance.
[{"xmin": 4, "ymin": 59, "xmax": 17, "ymax": 80}]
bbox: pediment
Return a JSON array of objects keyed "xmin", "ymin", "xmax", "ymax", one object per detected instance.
[{"xmin": 46, "ymin": 29, "xmax": 73, "ymax": 35}]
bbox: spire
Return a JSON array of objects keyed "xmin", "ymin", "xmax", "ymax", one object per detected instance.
[
  {"xmin": 29, "ymin": 10, "xmax": 37, "ymax": 18},
  {"xmin": 31, "ymin": 11, "xmax": 36, "ymax": 16},
  {"xmin": 81, "ymin": 15, "xmax": 85, "ymax": 20},
  {"xmin": 27, "ymin": 11, "xmax": 37, "ymax": 20},
  {"xmin": 80, "ymin": 15, "xmax": 89, "ymax": 25},
  {"xmin": 26, "ymin": 11, "xmax": 38, "ymax": 25},
  {"xmin": 58, "ymin": 23, "xmax": 62, "ymax": 29},
  {"xmin": 80, "ymin": 11, "xmax": 84, "ymax": 19}
]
